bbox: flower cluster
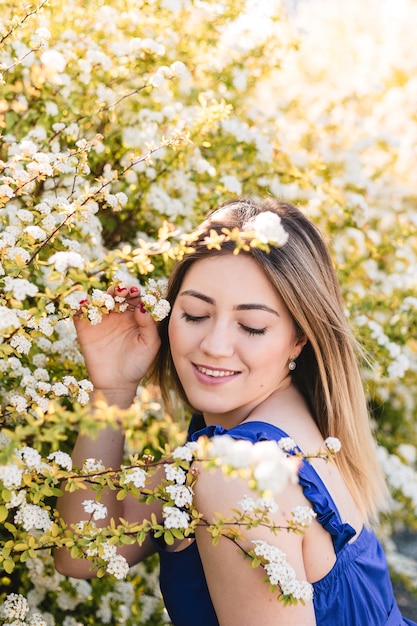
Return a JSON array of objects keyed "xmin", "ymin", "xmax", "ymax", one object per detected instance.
[
  {"xmin": 140, "ymin": 278, "xmax": 171, "ymax": 322},
  {"xmin": 202, "ymin": 435, "xmax": 300, "ymax": 494},
  {"xmin": 252, "ymin": 540, "xmax": 313, "ymax": 603},
  {"xmin": 245, "ymin": 211, "xmax": 289, "ymax": 247},
  {"xmin": 0, "ymin": 593, "xmax": 47, "ymax": 625},
  {"xmin": 86, "ymin": 542, "xmax": 130, "ymax": 580},
  {"xmin": 161, "ymin": 458, "xmax": 195, "ymax": 531}
]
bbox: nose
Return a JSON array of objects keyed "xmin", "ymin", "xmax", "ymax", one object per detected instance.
[{"xmin": 200, "ymin": 319, "xmax": 234, "ymax": 358}]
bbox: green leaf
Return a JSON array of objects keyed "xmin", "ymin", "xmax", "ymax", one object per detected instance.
[
  {"xmin": 164, "ymin": 530, "xmax": 174, "ymax": 545},
  {"xmin": 0, "ymin": 505, "xmax": 8, "ymax": 523}
]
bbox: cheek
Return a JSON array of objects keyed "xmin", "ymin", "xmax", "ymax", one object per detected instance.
[
  {"xmin": 167, "ymin": 317, "xmax": 176, "ymax": 351},
  {"xmin": 168, "ymin": 313, "xmax": 185, "ymax": 356}
]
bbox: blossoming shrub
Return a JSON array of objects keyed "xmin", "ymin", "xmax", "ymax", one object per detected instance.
[{"xmin": 0, "ymin": 0, "xmax": 416, "ymax": 623}]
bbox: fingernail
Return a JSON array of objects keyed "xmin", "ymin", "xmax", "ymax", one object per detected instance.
[
  {"xmin": 79, "ymin": 299, "xmax": 88, "ymax": 305},
  {"xmin": 139, "ymin": 303, "xmax": 147, "ymax": 313},
  {"xmin": 129, "ymin": 286, "xmax": 139, "ymax": 294},
  {"xmin": 116, "ymin": 286, "xmax": 125, "ymax": 292}
]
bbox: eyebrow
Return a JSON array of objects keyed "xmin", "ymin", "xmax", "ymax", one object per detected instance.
[{"xmin": 179, "ymin": 289, "xmax": 280, "ymax": 317}]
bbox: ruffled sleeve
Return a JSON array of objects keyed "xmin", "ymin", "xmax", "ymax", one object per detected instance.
[{"xmin": 188, "ymin": 415, "xmax": 356, "ymax": 554}]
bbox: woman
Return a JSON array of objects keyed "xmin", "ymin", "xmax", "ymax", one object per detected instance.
[{"xmin": 56, "ymin": 198, "xmax": 415, "ymax": 625}]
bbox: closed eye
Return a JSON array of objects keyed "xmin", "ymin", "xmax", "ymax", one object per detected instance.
[
  {"xmin": 181, "ymin": 312, "xmax": 208, "ymax": 323},
  {"xmin": 239, "ymin": 324, "xmax": 267, "ymax": 336}
]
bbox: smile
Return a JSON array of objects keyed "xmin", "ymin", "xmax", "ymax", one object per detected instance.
[{"xmin": 195, "ymin": 365, "xmax": 238, "ymax": 378}]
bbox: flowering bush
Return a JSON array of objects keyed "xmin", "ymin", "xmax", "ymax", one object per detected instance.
[{"xmin": 0, "ymin": 0, "xmax": 416, "ymax": 623}]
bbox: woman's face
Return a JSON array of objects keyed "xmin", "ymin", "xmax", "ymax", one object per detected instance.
[{"xmin": 168, "ymin": 254, "xmax": 305, "ymax": 427}]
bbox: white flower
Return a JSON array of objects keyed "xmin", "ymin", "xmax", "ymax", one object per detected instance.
[
  {"xmin": 14, "ymin": 503, "xmax": 52, "ymax": 532},
  {"xmin": 141, "ymin": 278, "xmax": 171, "ymax": 321},
  {"xmin": 122, "ymin": 467, "xmax": 147, "ymax": 488},
  {"xmin": 83, "ymin": 458, "xmax": 104, "ymax": 473},
  {"xmin": 0, "ymin": 464, "xmax": 24, "ymax": 489},
  {"xmin": 10, "ymin": 334, "xmax": 32, "ymax": 354},
  {"xmin": 115, "ymin": 191, "xmax": 128, "ymax": 207},
  {"xmin": 47, "ymin": 451, "xmax": 73, "ymax": 471},
  {"xmin": 0, "ymin": 184, "xmax": 15, "ymax": 199},
  {"xmin": 106, "ymin": 554, "xmax": 130, "ymax": 579},
  {"xmin": 49, "ymin": 251, "xmax": 85, "ymax": 272},
  {"xmin": 64, "ymin": 291, "xmax": 89, "ymax": 310},
  {"xmin": 17, "ymin": 446, "xmax": 43, "ymax": 471},
  {"xmin": 0, "ymin": 594, "xmax": 29, "ymax": 621},
  {"xmin": 209, "ymin": 436, "xmax": 254, "ymax": 468},
  {"xmin": 40, "ymin": 49, "xmax": 66, "ymax": 74},
  {"xmin": 34, "ymin": 27, "xmax": 51, "ymax": 43},
  {"xmin": 162, "ymin": 505, "xmax": 190, "ymax": 529},
  {"xmin": 101, "ymin": 542, "xmax": 117, "ymax": 561},
  {"xmin": 77, "ymin": 389, "xmax": 90, "ymax": 404},
  {"xmin": 82, "ymin": 500, "xmax": 108, "ymax": 520},
  {"xmin": 4, "ymin": 276, "xmax": 39, "ymax": 300},
  {"xmin": 51, "ymin": 382, "xmax": 69, "ymax": 397},
  {"xmin": 0, "ymin": 306, "xmax": 21, "ymax": 330},
  {"xmin": 278, "ymin": 437, "xmax": 297, "ymax": 452},
  {"xmin": 397, "ymin": 444, "xmax": 416, "ymax": 466},
  {"xmin": 165, "ymin": 463, "xmax": 187, "ymax": 484},
  {"xmin": 220, "ymin": 174, "xmax": 242, "ymax": 195},
  {"xmin": 24, "ymin": 225, "xmax": 47, "ymax": 241},
  {"xmin": 38, "ymin": 318, "xmax": 54, "ymax": 336},
  {"xmin": 172, "ymin": 442, "xmax": 198, "ymax": 462},
  {"xmin": 324, "ymin": 437, "xmax": 342, "ymax": 453},
  {"xmin": 27, "ymin": 613, "xmax": 48, "ymax": 626},
  {"xmin": 141, "ymin": 38, "xmax": 165, "ymax": 55},
  {"xmin": 206, "ymin": 435, "xmax": 299, "ymax": 494},
  {"xmin": 149, "ymin": 299, "xmax": 171, "ymax": 321},
  {"xmin": 239, "ymin": 496, "xmax": 278, "ymax": 514},
  {"xmin": 149, "ymin": 72, "xmax": 166, "ymax": 88},
  {"xmin": 166, "ymin": 484, "xmax": 193, "ymax": 507},
  {"xmin": 245, "ymin": 211, "xmax": 289, "ymax": 247},
  {"xmin": 251, "ymin": 440, "xmax": 299, "ymax": 493},
  {"xmin": 5, "ymin": 490, "xmax": 26, "ymax": 509},
  {"xmin": 280, "ymin": 578, "xmax": 313, "ymax": 602},
  {"xmin": 91, "ymin": 289, "xmax": 115, "ymax": 310},
  {"xmin": 87, "ymin": 306, "xmax": 103, "ymax": 325},
  {"xmin": 252, "ymin": 539, "xmax": 313, "ymax": 602},
  {"xmin": 171, "ymin": 60, "xmax": 187, "ymax": 76},
  {"xmin": 264, "ymin": 560, "xmax": 296, "ymax": 585},
  {"xmin": 253, "ymin": 539, "xmax": 287, "ymax": 563},
  {"xmin": 291, "ymin": 505, "xmax": 317, "ymax": 527}
]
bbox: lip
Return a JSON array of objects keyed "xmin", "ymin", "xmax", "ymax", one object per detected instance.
[{"xmin": 192, "ymin": 363, "xmax": 240, "ymax": 385}]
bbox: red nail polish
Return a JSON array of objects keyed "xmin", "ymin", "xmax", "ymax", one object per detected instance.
[
  {"xmin": 79, "ymin": 299, "xmax": 88, "ymax": 305},
  {"xmin": 139, "ymin": 303, "xmax": 147, "ymax": 313},
  {"xmin": 116, "ymin": 286, "xmax": 125, "ymax": 292},
  {"xmin": 129, "ymin": 286, "xmax": 139, "ymax": 294}
]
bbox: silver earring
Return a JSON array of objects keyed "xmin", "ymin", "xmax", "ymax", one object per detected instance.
[{"xmin": 288, "ymin": 358, "xmax": 296, "ymax": 371}]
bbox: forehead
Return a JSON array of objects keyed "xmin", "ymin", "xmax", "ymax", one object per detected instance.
[{"xmin": 180, "ymin": 254, "xmax": 281, "ymax": 303}]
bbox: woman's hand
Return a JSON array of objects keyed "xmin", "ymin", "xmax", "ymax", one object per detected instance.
[{"xmin": 74, "ymin": 286, "xmax": 161, "ymax": 406}]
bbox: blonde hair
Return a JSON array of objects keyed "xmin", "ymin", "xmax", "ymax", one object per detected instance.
[{"xmin": 153, "ymin": 197, "xmax": 388, "ymax": 523}]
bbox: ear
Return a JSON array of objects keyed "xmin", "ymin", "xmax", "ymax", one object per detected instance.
[{"xmin": 293, "ymin": 333, "xmax": 308, "ymax": 359}]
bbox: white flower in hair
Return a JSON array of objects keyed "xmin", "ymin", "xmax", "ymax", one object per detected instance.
[{"xmin": 246, "ymin": 211, "xmax": 288, "ymax": 247}]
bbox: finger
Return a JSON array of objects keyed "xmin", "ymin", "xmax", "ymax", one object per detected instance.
[{"xmin": 133, "ymin": 305, "xmax": 161, "ymax": 348}]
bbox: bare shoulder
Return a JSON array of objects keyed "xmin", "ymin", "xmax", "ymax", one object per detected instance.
[
  {"xmin": 245, "ymin": 384, "xmax": 325, "ymax": 452},
  {"xmin": 193, "ymin": 465, "xmax": 317, "ymax": 625}
]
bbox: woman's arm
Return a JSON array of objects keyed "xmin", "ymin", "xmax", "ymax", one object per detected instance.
[
  {"xmin": 194, "ymin": 467, "xmax": 317, "ymax": 626},
  {"xmin": 55, "ymin": 287, "xmax": 163, "ymax": 578}
]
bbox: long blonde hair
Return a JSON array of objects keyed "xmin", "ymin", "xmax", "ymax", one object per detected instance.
[{"xmin": 153, "ymin": 197, "xmax": 387, "ymax": 523}]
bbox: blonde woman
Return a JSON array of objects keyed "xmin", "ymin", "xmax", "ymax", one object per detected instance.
[{"xmin": 56, "ymin": 198, "xmax": 415, "ymax": 625}]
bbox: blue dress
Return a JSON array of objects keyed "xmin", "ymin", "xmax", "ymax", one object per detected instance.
[{"xmin": 153, "ymin": 415, "xmax": 417, "ymax": 626}]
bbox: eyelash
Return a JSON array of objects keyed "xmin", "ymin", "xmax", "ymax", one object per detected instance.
[
  {"xmin": 181, "ymin": 312, "xmax": 267, "ymax": 336},
  {"xmin": 240, "ymin": 324, "xmax": 267, "ymax": 337}
]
